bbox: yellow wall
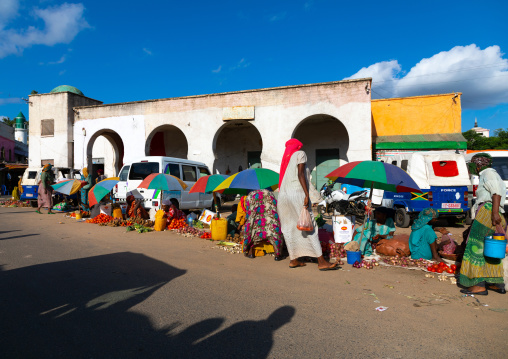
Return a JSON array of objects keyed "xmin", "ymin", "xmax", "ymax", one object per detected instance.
[{"xmin": 371, "ymin": 93, "xmax": 462, "ymax": 137}]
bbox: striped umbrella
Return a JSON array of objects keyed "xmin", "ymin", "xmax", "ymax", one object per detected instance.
[
  {"xmin": 88, "ymin": 177, "xmax": 120, "ymax": 207},
  {"xmin": 51, "ymin": 179, "xmax": 88, "ymax": 196},
  {"xmin": 137, "ymin": 173, "xmax": 187, "ymax": 191},
  {"xmin": 325, "ymin": 161, "xmax": 421, "ymax": 193},
  {"xmin": 189, "ymin": 174, "xmax": 228, "ymax": 194},
  {"xmin": 213, "ymin": 168, "xmax": 279, "ymax": 195}
]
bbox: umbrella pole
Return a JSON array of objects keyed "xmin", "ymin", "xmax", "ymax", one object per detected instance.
[{"xmin": 213, "ymin": 192, "xmax": 220, "ymax": 218}]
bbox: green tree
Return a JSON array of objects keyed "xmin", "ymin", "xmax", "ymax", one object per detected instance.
[
  {"xmin": 463, "ymin": 128, "xmax": 508, "ymax": 150},
  {"xmin": 30, "ymin": 90, "xmax": 38, "ymax": 94},
  {"xmin": 1, "ymin": 116, "xmax": 15, "ymax": 127}
]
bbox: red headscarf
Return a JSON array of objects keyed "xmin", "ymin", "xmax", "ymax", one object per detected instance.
[{"xmin": 279, "ymin": 139, "xmax": 303, "ymax": 189}]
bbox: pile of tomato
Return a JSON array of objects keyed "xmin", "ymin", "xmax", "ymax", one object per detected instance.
[
  {"xmin": 427, "ymin": 262, "xmax": 459, "ymax": 274},
  {"xmin": 200, "ymin": 232, "xmax": 212, "ymax": 239},
  {"xmin": 167, "ymin": 218, "xmax": 188, "ymax": 230},
  {"xmin": 86, "ymin": 213, "xmax": 114, "ymax": 224}
]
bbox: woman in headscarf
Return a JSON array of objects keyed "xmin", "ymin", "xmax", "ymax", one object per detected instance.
[
  {"xmin": 80, "ymin": 167, "xmax": 93, "ymax": 211},
  {"xmin": 96, "ymin": 169, "xmax": 106, "ymax": 184},
  {"xmin": 408, "ymin": 208, "xmax": 442, "ymax": 261},
  {"xmin": 277, "ymin": 139, "xmax": 338, "ymax": 270},
  {"xmin": 459, "ymin": 153, "xmax": 507, "ymax": 295},
  {"xmin": 126, "ymin": 194, "xmax": 149, "ymax": 219},
  {"xmin": 36, "ymin": 164, "xmax": 55, "ymax": 214},
  {"xmin": 235, "ymin": 196, "xmax": 247, "ymax": 231},
  {"xmin": 242, "ymin": 189, "xmax": 284, "ymax": 260},
  {"xmin": 353, "ymin": 207, "xmax": 396, "ymax": 256}
]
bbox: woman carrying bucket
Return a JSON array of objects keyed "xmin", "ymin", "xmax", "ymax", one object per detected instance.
[{"xmin": 459, "ymin": 153, "xmax": 507, "ymax": 295}]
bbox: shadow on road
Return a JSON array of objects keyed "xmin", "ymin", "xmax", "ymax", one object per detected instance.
[
  {"xmin": 0, "ymin": 233, "xmax": 40, "ymax": 241},
  {"xmin": 0, "ymin": 252, "xmax": 295, "ymax": 358},
  {"xmin": 0, "ymin": 230, "xmax": 21, "ymax": 235}
]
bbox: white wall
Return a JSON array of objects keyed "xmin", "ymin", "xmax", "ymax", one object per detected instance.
[{"xmin": 91, "ymin": 135, "xmax": 115, "ymax": 177}]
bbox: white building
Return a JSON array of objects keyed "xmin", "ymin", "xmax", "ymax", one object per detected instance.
[
  {"xmin": 29, "ymin": 79, "xmax": 373, "ymax": 189},
  {"xmin": 471, "ymin": 118, "xmax": 490, "ymax": 137}
]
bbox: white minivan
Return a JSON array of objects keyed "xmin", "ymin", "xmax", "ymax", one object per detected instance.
[{"xmin": 113, "ymin": 156, "xmax": 214, "ymax": 210}]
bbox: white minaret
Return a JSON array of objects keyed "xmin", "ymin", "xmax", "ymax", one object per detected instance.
[{"xmin": 14, "ymin": 111, "xmax": 28, "ymax": 144}]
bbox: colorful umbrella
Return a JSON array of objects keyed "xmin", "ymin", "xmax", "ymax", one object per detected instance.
[
  {"xmin": 189, "ymin": 174, "xmax": 228, "ymax": 194},
  {"xmin": 213, "ymin": 168, "xmax": 279, "ymax": 195},
  {"xmin": 51, "ymin": 179, "xmax": 88, "ymax": 196},
  {"xmin": 137, "ymin": 173, "xmax": 188, "ymax": 191},
  {"xmin": 325, "ymin": 161, "xmax": 421, "ymax": 193},
  {"xmin": 88, "ymin": 177, "xmax": 120, "ymax": 207}
]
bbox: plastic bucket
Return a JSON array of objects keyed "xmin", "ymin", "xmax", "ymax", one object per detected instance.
[
  {"xmin": 346, "ymin": 250, "xmax": 362, "ymax": 265},
  {"xmin": 484, "ymin": 239, "xmax": 507, "ymax": 259},
  {"xmin": 211, "ymin": 218, "xmax": 228, "ymax": 241}
]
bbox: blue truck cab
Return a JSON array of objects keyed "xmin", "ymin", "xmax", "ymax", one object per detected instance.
[{"xmin": 380, "ymin": 152, "xmax": 471, "ymax": 227}]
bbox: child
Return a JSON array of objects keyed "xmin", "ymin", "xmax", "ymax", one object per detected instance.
[{"xmin": 436, "ymin": 227, "xmax": 456, "ymax": 254}]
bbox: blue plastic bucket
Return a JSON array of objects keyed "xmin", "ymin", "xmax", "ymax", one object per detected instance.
[
  {"xmin": 484, "ymin": 238, "xmax": 507, "ymax": 259},
  {"xmin": 346, "ymin": 250, "xmax": 362, "ymax": 265}
]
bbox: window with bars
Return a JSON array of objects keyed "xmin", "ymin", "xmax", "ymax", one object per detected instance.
[{"xmin": 41, "ymin": 119, "xmax": 54, "ymax": 136}]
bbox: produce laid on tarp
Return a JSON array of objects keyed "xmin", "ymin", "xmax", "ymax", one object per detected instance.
[{"xmin": 0, "ymin": 200, "xmax": 31, "ymax": 207}]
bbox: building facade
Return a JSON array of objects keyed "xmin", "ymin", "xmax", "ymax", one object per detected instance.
[
  {"xmin": 29, "ymin": 79, "xmax": 373, "ymax": 190},
  {"xmin": 371, "ymin": 93, "xmax": 466, "ymax": 159}
]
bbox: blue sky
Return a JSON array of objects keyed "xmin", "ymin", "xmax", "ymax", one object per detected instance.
[{"xmin": 1, "ymin": 0, "xmax": 507, "ymax": 132}]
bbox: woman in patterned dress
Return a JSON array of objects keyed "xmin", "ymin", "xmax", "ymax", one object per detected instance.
[
  {"xmin": 243, "ymin": 189, "xmax": 284, "ymax": 261},
  {"xmin": 459, "ymin": 153, "xmax": 507, "ymax": 295}
]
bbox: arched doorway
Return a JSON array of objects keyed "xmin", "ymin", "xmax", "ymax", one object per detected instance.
[
  {"xmin": 292, "ymin": 114, "xmax": 349, "ymax": 191},
  {"xmin": 145, "ymin": 125, "xmax": 188, "ymax": 158},
  {"xmin": 86, "ymin": 130, "xmax": 124, "ymax": 182},
  {"xmin": 213, "ymin": 121, "xmax": 263, "ymax": 174}
]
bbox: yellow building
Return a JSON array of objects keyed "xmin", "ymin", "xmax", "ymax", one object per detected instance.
[{"xmin": 371, "ymin": 93, "xmax": 466, "ymax": 156}]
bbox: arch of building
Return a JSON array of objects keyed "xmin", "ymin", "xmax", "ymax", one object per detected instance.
[
  {"xmin": 85, "ymin": 129, "xmax": 124, "ymax": 180},
  {"xmin": 292, "ymin": 114, "xmax": 349, "ymax": 190},
  {"xmin": 145, "ymin": 125, "xmax": 188, "ymax": 158},
  {"xmin": 212, "ymin": 120, "xmax": 263, "ymax": 174}
]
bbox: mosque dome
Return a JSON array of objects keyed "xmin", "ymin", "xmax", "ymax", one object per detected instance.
[{"xmin": 50, "ymin": 85, "xmax": 84, "ymax": 96}]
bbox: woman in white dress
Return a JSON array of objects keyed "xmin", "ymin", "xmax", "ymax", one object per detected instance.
[{"xmin": 277, "ymin": 139, "xmax": 339, "ymax": 270}]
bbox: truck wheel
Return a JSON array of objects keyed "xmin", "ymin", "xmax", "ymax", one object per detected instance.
[
  {"xmin": 30, "ymin": 200, "xmax": 37, "ymax": 208},
  {"xmin": 395, "ymin": 208, "xmax": 411, "ymax": 228}
]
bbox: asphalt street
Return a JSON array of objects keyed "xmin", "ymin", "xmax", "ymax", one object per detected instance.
[{"xmin": 1, "ymin": 207, "xmax": 507, "ymax": 358}]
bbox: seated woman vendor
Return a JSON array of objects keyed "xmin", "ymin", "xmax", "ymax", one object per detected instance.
[
  {"xmin": 353, "ymin": 207, "xmax": 395, "ymax": 256},
  {"xmin": 162, "ymin": 198, "xmax": 186, "ymax": 224},
  {"xmin": 126, "ymin": 195, "xmax": 149, "ymax": 219},
  {"xmin": 408, "ymin": 208, "xmax": 443, "ymax": 262}
]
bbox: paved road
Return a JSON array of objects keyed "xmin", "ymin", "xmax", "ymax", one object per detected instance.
[{"xmin": 1, "ymin": 207, "xmax": 507, "ymax": 358}]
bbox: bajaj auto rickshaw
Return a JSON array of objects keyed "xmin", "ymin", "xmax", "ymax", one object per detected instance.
[
  {"xmin": 20, "ymin": 167, "xmax": 42, "ymax": 206},
  {"xmin": 380, "ymin": 151, "xmax": 471, "ymax": 227}
]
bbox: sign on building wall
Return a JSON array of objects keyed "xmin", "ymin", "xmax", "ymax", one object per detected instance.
[{"xmin": 222, "ymin": 106, "xmax": 255, "ymax": 121}]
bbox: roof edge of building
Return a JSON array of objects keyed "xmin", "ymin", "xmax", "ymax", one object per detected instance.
[
  {"xmin": 73, "ymin": 78, "xmax": 373, "ymax": 110},
  {"xmin": 29, "ymin": 92, "xmax": 103, "ymax": 104},
  {"xmin": 371, "ymin": 92, "xmax": 462, "ymax": 102}
]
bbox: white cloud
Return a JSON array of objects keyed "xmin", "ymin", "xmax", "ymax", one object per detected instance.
[
  {"xmin": 345, "ymin": 44, "xmax": 508, "ymax": 109},
  {"xmin": 229, "ymin": 58, "xmax": 250, "ymax": 71},
  {"xmin": 0, "ymin": 0, "xmax": 19, "ymax": 29},
  {"xmin": 143, "ymin": 48, "xmax": 152, "ymax": 55},
  {"xmin": 0, "ymin": 98, "xmax": 23, "ymax": 105},
  {"xmin": 212, "ymin": 65, "xmax": 222, "ymax": 73},
  {"xmin": 268, "ymin": 12, "xmax": 286, "ymax": 22},
  {"xmin": 0, "ymin": 2, "xmax": 89, "ymax": 58},
  {"xmin": 48, "ymin": 54, "xmax": 66, "ymax": 64},
  {"xmin": 59, "ymin": 70, "xmax": 66, "ymax": 76}
]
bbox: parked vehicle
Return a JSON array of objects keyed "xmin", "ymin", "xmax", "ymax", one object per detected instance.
[
  {"xmin": 317, "ymin": 182, "xmax": 368, "ymax": 221},
  {"xmin": 380, "ymin": 151, "xmax": 471, "ymax": 227},
  {"xmin": 113, "ymin": 156, "xmax": 214, "ymax": 210},
  {"xmin": 20, "ymin": 167, "xmax": 42, "ymax": 205},
  {"xmin": 464, "ymin": 150, "xmax": 508, "ymax": 219}
]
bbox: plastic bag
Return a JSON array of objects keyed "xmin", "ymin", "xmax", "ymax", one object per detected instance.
[{"xmin": 296, "ymin": 206, "xmax": 314, "ymax": 231}]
